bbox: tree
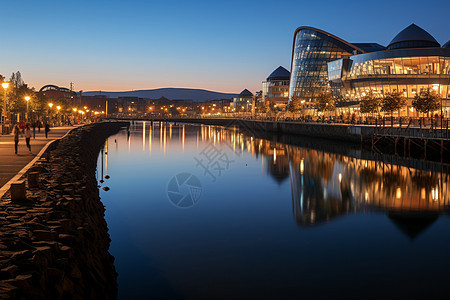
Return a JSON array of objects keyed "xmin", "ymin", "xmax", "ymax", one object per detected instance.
[
  {"xmin": 255, "ymin": 100, "xmax": 268, "ymax": 114},
  {"xmin": 359, "ymin": 91, "xmax": 381, "ymax": 115},
  {"xmin": 316, "ymin": 92, "xmax": 335, "ymax": 114},
  {"xmin": 412, "ymin": 89, "xmax": 441, "ymax": 117},
  {"xmin": 381, "ymin": 91, "xmax": 406, "ymax": 117},
  {"xmin": 8, "ymin": 84, "xmax": 33, "ymax": 114},
  {"xmin": 287, "ymin": 95, "xmax": 302, "ymax": 117},
  {"xmin": 10, "ymin": 71, "xmax": 25, "ymax": 89},
  {"xmin": 268, "ymin": 101, "xmax": 279, "ymax": 113}
]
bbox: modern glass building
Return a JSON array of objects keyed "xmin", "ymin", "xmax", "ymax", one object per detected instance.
[
  {"xmin": 289, "ymin": 24, "xmax": 450, "ymax": 116},
  {"xmin": 328, "ymin": 24, "xmax": 450, "ymax": 116},
  {"xmin": 288, "ymin": 27, "xmax": 368, "ymax": 105}
]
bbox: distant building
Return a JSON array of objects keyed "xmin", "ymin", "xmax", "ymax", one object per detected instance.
[
  {"xmin": 39, "ymin": 84, "xmax": 78, "ymax": 104},
  {"xmin": 262, "ymin": 66, "xmax": 290, "ymax": 108},
  {"xmin": 117, "ymin": 97, "xmax": 146, "ymax": 113},
  {"xmin": 231, "ymin": 89, "xmax": 253, "ymax": 111},
  {"xmin": 81, "ymin": 95, "xmax": 110, "ymax": 113}
]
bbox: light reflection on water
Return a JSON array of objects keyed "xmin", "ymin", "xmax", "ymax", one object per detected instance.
[{"xmin": 98, "ymin": 122, "xmax": 450, "ymax": 299}]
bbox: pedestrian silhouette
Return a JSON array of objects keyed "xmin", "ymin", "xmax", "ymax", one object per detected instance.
[
  {"xmin": 24, "ymin": 123, "xmax": 32, "ymax": 152},
  {"xmin": 13, "ymin": 124, "xmax": 21, "ymax": 155},
  {"xmin": 45, "ymin": 123, "xmax": 50, "ymax": 138}
]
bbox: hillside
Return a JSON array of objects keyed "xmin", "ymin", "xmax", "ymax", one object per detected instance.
[{"xmin": 83, "ymin": 88, "xmax": 238, "ymax": 102}]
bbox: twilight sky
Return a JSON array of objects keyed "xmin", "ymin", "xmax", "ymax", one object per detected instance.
[{"xmin": 1, "ymin": 0, "xmax": 449, "ymax": 94}]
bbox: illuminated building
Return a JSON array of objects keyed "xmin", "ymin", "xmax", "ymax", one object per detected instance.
[
  {"xmin": 262, "ymin": 66, "xmax": 290, "ymax": 107},
  {"xmin": 231, "ymin": 89, "xmax": 253, "ymax": 111},
  {"xmin": 289, "ymin": 24, "xmax": 450, "ymax": 116},
  {"xmin": 39, "ymin": 84, "xmax": 78, "ymax": 103}
]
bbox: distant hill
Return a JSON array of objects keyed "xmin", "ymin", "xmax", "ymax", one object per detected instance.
[{"xmin": 83, "ymin": 88, "xmax": 238, "ymax": 102}]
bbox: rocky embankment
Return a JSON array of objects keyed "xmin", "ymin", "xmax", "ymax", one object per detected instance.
[{"xmin": 0, "ymin": 122, "xmax": 126, "ymax": 299}]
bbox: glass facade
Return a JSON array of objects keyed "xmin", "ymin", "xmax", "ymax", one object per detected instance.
[
  {"xmin": 289, "ymin": 27, "xmax": 362, "ymax": 104},
  {"xmin": 328, "ymin": 48, "xmax": 450, "ymax": 116}
]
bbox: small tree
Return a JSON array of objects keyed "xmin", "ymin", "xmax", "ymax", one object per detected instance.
[
  {"xmin": 381, "ymin": 91, "xmax": 406, "ymax": 123},
  {"xmin": 255, "ymin": 100, "xmax": 268, "ymax": 114},
  {"xmin": 10, "ymin": 71, "xmax": 25, "ymax": 89},
  {"xmin": 316, "ymin": 92, "xmax": 335, "ymax": 117},
  {"xmin": 359, "ymin": 91, "xmax": 381, "ymax": 116},
  {"xmin": 287, "ymin": 95, "xmax": 302, "ymax": 118},
  {"xmin": 412, "ymin": 88, "xmax": 441, "ymax": 118},
  {"xmin": 268, "ymin": 101, "xmax": 279, "ymax": 113}
]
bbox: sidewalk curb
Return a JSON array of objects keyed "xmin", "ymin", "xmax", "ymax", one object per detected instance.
[{"xmin": 0, "ymin": 126, "xmax": 81, "ymax": 199}]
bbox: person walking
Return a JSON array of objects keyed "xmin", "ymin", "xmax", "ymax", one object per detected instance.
[
  {"xmin": 44, "ymin": 123, "xmax": 50, "ymax": 138},
  {"xmin": 24, "ymin": 123, "xmax": 32, "ymax": 152},
  {"xmin": 13, "ymin": 124, "xmax": 21, "ymax": 155}
]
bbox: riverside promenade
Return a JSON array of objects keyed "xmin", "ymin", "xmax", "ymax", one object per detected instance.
[{"xmin": 0, "ymin": 126, "xmax": 76, "ymax": 190}]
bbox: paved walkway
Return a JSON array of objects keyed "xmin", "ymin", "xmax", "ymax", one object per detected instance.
[{"xmin": 0, "ymin": 126, "xmax": 76, "ymax": 189}]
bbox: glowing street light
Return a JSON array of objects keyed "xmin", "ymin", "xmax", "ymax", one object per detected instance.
[
  {"xmin": 25, "ymin": 96, "xmax": 30, "ymax": 121},
  {"xmin": 2, "ymin": 82, "xmax": 9, "ymax": 126},
  {"xmin": 48, "ymin": 103, "xmax": 54, "ymax": 124}
]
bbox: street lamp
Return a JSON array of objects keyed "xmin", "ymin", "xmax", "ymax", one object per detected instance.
[
  {"xmin": 48, "ymin": 103, "xmax": 53, "ymax": 124},
  {"xmin": 25, "ymin": 96, "xmax": 30, "ymax": 121},
  {"xmin": 2, "ymin": 82, "xmax": 9, "ymax": 126},
  {"xmin": 56, "ymin": 106, "xmax": 61, "ymax": 125}
]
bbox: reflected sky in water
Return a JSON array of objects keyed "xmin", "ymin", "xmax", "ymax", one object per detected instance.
[{"xmin": 98, "ymin": 122, "xmax": 450, "ymax": 300}]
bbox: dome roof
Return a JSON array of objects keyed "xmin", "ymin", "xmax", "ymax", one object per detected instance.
[
  {"xmin": 239, "ymin": 89, "xmax": 253, "ymax": 97},
  {"xmin": 443, "ymin": 40, "xmax": 450, "ymax": 48},
  {"xmin": 387, "ymin": 24, "xmax": 440, "ymax": 50},
  {"xmin": 267, "ymin": 66, "xmax": 290, "ymax": 81}
]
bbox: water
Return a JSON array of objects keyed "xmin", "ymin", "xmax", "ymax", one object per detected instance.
[{"xmin": 97, "ymin": 122, "xmax": 450, "ymax": 299}]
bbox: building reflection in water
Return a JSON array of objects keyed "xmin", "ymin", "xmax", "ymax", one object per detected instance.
[
  {"xmin": 108, "ymin": 123, "xmax": 450, "ymax": 237},
  {"xmin": 200, "ymin": 125, "xmax": 449, "ymax": 237}
]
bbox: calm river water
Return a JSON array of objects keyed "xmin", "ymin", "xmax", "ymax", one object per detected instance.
[{"xmin": 97, "ymin": 122, "xmax": 450, "ymax": 299}]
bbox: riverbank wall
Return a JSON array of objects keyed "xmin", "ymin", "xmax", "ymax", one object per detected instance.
[
  {"xmin": 139, "ymin": 118, "xmax": 381, "ymax": 142},
  {"xmin": 140, "ymin": 118, "xmax": 447, "ymax": 142},
  {"xmin": 0, "ymin": 122, "xmax": 127, "ymax": 299},
  {"xmin": 163, "ymin": 118, "xmax": 448, "ymax": 162}
]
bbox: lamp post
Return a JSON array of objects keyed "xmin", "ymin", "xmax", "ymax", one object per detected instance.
[
  {"xmin": 2, "ymin": 82, "xmax": 9, "ymax": 127},
  {"xmin": 56, "ymin": 106, "xmax": 61, "ymax": 125},
  {"xmin": 48, "ymin": 103, "xmax": 53, "ymax": 125},
  {"xmin": 25, "ymin": 96, "xmax": 30, "ymax": 122}
]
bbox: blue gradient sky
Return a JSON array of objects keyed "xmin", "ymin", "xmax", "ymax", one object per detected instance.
[{"xmin": 1, "ymin": 0, "xmax": 449, "ymax": 93}]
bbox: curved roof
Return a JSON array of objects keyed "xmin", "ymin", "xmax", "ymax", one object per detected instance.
[
  {"xmin": 388, "ymin": 24, "xmax": 440, "ymax": 50},
  {"xmin": 239, "ymin": 89, "xmax": 253, "ymax": 97},
  {"xmin": 443, "ymin": 40, "xmax": 450, "ymax": 49},
  {"xmin": 290, "ymin": 26, "xmax": 365, "ymax": 76},
  {"xmin": 292, "ymin": 26, "xmax": 365, "ymax": 54},
  {"xmin": 267, "ymin": 66, "xmax": 290, "ymax": 81},
  {"xmin": 39, "ymin": 84, "xmax": 77, "ymax": 94},
  {"xmin": 352, "ymin": 43, "xmax": 386, "ymax": 53}
]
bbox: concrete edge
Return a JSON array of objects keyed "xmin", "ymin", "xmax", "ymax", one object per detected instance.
[{"xmin": 0, "ymin": 126, "xmax": 82, "ymax": 199}]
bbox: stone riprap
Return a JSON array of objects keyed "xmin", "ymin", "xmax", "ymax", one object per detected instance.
[{"xmin": 0, "ymin": 122, "xmax": 127, "ymax": 299}]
